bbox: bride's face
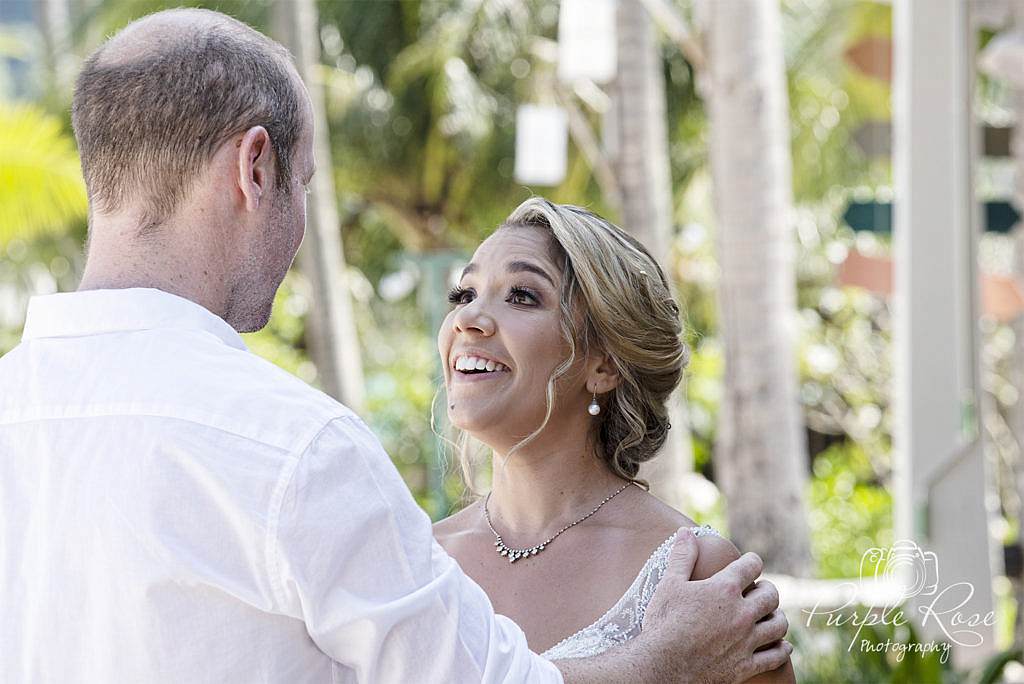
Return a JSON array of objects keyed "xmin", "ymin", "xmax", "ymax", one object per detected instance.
[{"xmin": 438, "ymin": 226, "xmax": 583, "ymax": 447}]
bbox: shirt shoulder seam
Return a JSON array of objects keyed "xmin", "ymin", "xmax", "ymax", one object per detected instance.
[
  {"xmin": 264, "ymin": 414, "xmax": 365, "ymax": 611},
  {"xmin": 0, "ymin": 404, "xmax": 342, "ymax": 454}
]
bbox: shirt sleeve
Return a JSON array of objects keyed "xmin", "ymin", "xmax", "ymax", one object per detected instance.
[{"xmin": 268, "ymin": 415, "xmax": 563, "ymax": 683}]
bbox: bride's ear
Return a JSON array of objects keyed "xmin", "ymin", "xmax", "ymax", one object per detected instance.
[{"xmin": 585, "ymin": 351, "xmax": 621, "ymax": 394}]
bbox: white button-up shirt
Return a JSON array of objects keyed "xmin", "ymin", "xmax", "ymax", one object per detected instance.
[{"xmin": 0, "ymin": 288, "xmax": 561, "ymax": 683}]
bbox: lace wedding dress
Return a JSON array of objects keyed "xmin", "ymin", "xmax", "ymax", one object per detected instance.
[{"xmin": 540, "ymin": 525, "xmax": 721, "ymax": 660}]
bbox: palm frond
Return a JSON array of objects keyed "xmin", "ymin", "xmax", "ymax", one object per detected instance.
[{"xmin": 0, "ymin": 104, "xmax": 87, "ymax": 247}]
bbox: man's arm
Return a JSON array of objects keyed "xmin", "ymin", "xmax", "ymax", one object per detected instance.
[{"xmin": 269, "ymin": 416, "xmax": 563, "ymax": 682}]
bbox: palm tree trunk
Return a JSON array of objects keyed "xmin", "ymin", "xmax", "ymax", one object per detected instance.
[
  {"xmin": 612, "ymin": 0, "xmax": 696, "ymax": 510},
  {"xmin": 701, "ymin": 0, "xmax": 812, "ymax": 574},
  {"xmin": 271, "ymin": 0, "xmax": 365, "ymax": 411},
  {"xmin": 36, "ymin": 0, "xmax": 75, "ymax": 100}
]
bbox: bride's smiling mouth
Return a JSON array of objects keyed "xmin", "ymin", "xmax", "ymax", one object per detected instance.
[{"xmin": 450, "ymin": 352, "xmax": 512, "ymax": 383}]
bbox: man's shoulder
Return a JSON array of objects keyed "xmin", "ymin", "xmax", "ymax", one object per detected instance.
[
  {"xmin": 214, "ymin": 343, "xmax": 340, "ymax": 406},
  {"xmin": 176, "ymin": 341, "xmax": 357, "ymax": 452},
  {"xmin": 1, "ymin": 327, "xmax": 359, "ymax": 455}
]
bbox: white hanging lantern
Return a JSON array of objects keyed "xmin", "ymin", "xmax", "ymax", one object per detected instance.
[
  {"xmin": 514, "ymin": 104, "xmax": 568, "ymax": 186},
  {"xmin": 557, "ymin": 0, "xmax": 617, "ymax": 84}
]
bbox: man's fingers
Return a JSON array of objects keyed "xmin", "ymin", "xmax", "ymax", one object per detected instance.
[
  {"xmin": 745, "ymin": 641, "xmax": 793, "ymax": 679},
  {"xmin": 663, "ymin": 527, "xmax": 699, "ymax": 581},
  {"xmin": 745, "ymin": 580, "xmax": 780, "ymax": 622},
  {"xmin": 721, "ymin": 551, "xmax": 763, "ymax": 593},
  {"xmin": 751, "ymin": 610, "xmax": 790, "ymax": 649}
]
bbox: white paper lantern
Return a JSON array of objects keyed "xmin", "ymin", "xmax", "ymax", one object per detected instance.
[
  {"xmin": 514, "ymin": 105, "xmax": 568, "ymax": 186},
  {"xmin": 557, "ymin": 0, "xmax": 617, "ymax": 84}
]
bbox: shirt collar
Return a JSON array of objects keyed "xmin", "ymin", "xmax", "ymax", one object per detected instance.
[{"xmin": 21, "ymin": 288, "xmax": 248, "ymax": 351}]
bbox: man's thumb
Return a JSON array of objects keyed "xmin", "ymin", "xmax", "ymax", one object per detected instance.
[{"xmin": 665, "ymin": 526, "xmax": 699, "ymax": 581}]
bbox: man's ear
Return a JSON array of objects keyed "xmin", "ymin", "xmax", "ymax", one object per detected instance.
[
  {"xmin": 585, "ymin": 351, "xmax": 621, "ymax": 394},
  {"xmin": 236, "ymin": 126, "xmax": 273, "ymax": 213}
]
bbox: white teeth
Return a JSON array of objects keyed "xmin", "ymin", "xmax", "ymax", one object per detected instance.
[{"xmin": 453, "ymin": 355, "xmax": 509, "ymax": 373}]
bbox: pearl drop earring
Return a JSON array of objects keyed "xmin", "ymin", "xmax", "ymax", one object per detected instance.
[{"xmin": 588, "ymin": 392, "xmax": 601, "ymax": 416}]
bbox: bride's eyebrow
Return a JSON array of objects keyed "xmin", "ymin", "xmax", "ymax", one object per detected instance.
[
  {"xmin": 457, "ymin": 261, "xmax": 555, "ymax": 288},
  {"xmin": 506, "ymin": 260, "xmax": 555, "ymax": 288}
]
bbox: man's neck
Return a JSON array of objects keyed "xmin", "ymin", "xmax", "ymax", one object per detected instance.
[{"xmin": 78, "ymin": 218, "xmax": 232, "ymax": 320}]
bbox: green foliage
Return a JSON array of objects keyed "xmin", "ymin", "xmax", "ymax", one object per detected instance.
[
  {"xmin": 78, "ymin": 0, "xmax": 270, "ymax": 46},
  {"xmin": 357, "ymin": 294, "xmax": 440, "ymax": 513},
  {"xmin": 684, "ymin": 339, "xmax": 722, "ymax": 473},
  {"xmin": 240, "ymin": 272, "xmax": 317, "ymax": 384},
  {"xmin": 784, "ymin": 0, "xmax": 891, "ymax": 202},
  {"xmin": 809, "ymin": 443, "xmax": 893, "ymax": 579},
  {"xmin": 320, "ymin": 0, "xmax": 604, "ymax": 254},
  {"xmin": 0, "ymin": 104, "xmax": 87, "ymax": 246}
]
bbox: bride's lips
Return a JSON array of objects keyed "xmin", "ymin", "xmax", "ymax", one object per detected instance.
[
  {"xmin": 450, "ymin": 370, "xmax": 510, "ymax": 384},
  {"xmin": 449, "ymin": 365, "xmax": 512, "ymax": 385},
  {"xmin": 448, "ymin": 368, "xmax": 512, "ymax": 385}
]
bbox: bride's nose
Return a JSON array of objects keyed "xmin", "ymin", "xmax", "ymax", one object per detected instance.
[{"xmin": 452, "ymin": 301, "xmax": 495, "ymax": 336}]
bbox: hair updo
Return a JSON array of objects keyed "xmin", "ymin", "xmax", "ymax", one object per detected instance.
[{"xmin": 484, "ymin": 197, "xmax": 690, "ymax": 484}]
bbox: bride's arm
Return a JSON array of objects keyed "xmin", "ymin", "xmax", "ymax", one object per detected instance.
[{"xmin": 691, "ymin": 535, "xmax": 796, "ymax": 684}]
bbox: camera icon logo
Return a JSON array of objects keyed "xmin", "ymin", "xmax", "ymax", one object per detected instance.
[{"xmin": 860, "ymin": 539, "xmax": 940, "ymax": 599}]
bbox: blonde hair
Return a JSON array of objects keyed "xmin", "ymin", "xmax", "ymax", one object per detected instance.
[{"xmin": 441, "ymin": 197, "xmax": 689, "ymax": 497}]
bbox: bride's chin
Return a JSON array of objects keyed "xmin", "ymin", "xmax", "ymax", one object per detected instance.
[
  {"xmin": 448, "ymin": 414, "xmax": 489, "ymax": 437},
  {"xmin": 446, "ymin": 407, "xmax": 480, "ymax": 432},
  {"xmin": 447, "ymin": 413, "xmax": 505, "ymax": 445}
]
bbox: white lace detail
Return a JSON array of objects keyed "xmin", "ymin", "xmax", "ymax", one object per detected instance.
[{"xmin": 540, "ymin": 524, "xmax": 721, "ymax": 660}]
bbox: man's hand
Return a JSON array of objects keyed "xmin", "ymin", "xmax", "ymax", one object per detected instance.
[
  {"xmin": 554, "ymin": 527, "xmax": 791, "ymax": 684},
  {"xmin": 633, "ymin": 527, "xmax": 792, "ymax": 683}
]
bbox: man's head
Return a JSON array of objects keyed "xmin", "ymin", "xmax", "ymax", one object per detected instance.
[{"xmin": 72, "ymin": 9, "xmax": 315, "ymax": 332}]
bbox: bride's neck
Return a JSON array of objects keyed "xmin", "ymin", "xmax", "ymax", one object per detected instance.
[{"xmin": 486, "ymin": 437, "xmax": 628, "ymax": 543}]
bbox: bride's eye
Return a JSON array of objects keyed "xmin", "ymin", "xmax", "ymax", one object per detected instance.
[
  {"xmin": 507, "ymin": 286, "xmax": 539, "ymax": 306},
  {"xmin": 447, "ymin": 286, "xmax": 474, "ymax": 305}
]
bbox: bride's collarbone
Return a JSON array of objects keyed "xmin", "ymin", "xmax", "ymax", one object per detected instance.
[
  {"xmin": 477, "ymin": 528, "xmax": 664, "ymax": 600},
  {"xmin": 481, "ymin": 534, "xmax": 671, "ymax": 654}
]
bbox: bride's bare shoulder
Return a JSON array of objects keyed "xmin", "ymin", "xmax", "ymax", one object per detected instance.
[{"xmin": 623, "ymin": 486, "xmax": 741, "ymax": 582}]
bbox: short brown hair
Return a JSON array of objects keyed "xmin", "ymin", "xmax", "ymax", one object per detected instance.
[{"xmin": 72, "ymin": 12, "xmax": 302, "ymax": 232}]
